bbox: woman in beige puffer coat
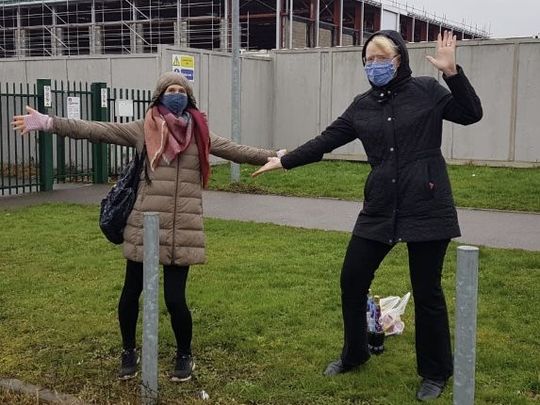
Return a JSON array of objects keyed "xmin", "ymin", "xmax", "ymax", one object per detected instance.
[{"xmin": 13, "ymin": 71, "xmax": 279, "ymax": 382}]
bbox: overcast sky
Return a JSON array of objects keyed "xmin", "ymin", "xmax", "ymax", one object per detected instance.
[{"xmin": 403, "ymin": 0, "xmax": 539, "ymax": 38}]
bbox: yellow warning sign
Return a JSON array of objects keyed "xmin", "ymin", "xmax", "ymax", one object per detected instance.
[
  {"xmin": 172, "ymin": 54, "xmax": 194, "ymax": 68},
  {"xmin": 180, "ymin": 55, "xmax": 194, "ymax": 68}
]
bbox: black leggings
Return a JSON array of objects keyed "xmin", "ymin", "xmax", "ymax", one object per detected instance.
[
  {"xmin": 118, "ymin": 260, "xmax": 192, "ymax": 355},
  {"xmin": 340, "ymin": 235, "xmax": 452, "ymax": 380}
]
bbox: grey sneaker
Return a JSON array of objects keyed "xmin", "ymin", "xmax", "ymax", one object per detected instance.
[
  {"xmin": 170, "ymin": 354, "xmax": 195, "ymax": 382},
  {"xmin": 323, "ymin": 359, "xmax": 353, "ymax": 377},
  {"xmin": 416, "ymin": 378, "xmax": 446, "ymax": 401},
  {"xmin": 118, "ymin": 348, "xmax": 139, "ymax": 380}
]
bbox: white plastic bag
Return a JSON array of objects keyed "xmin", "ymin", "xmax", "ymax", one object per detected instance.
[{"xmin": 379, "ymin": 292, "xmax": 411, "ymax": 336}]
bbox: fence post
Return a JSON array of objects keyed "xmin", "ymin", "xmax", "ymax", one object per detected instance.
[
  {"xmin": 91, "ymin": 82, "xmax": 109, "ymax": 184},
  {"xmin": 141, "ymin": 212, "xmax": 160, "ymax": 405},
  {"xmin": 37, "ymin": 79, "xmax": 53, "ymax": 191},
  {"xmin": 453, "ymin": 245, "xmax": 479, "ymax": 405}
]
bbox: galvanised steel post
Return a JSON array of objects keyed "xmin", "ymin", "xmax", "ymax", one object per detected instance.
[
  {"xmin": 453, "ymin": 245, "xmax": 479, "ymax": 405},
  {"xmin": 141, "ymin": 212, "xmax": 160, "ymax": 405},
  {"xmin": 37, "ymin": 79, "xmax": 53, "ymax": 192},
  {"xmin": 230, "ymin": 0, "xmax": 241, "ymax": 182},
  {"xmin": 91, "ymin": 82, "xmax": 109, "ymax": 184}
]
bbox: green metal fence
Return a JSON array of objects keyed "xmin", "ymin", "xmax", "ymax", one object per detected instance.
[
  {"xmin": 0, "ymin": 79, "xmax": 152, "ymax": 196},
  {"xmin": 0, "ymin": 82, "xmax": 40, "ymax": 195},
  {"xmin": 106, "ymin": 87, "xmax": 153, "ymax": 179}
]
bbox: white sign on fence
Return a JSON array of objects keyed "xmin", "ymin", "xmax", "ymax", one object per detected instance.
[
  {"xmin": 115, "ymin": 99, "xmax": 134, "ymax": 117},
  {"xmin": 44, "ymin": 85, "xmax": 52, "ymax": 108},
  {"xmin": 101, "ymin": 88, "xmax": 108, "ymax": 108},
  {"xmin": 67, "ymin": 96, "xmax": 81, "ymax": 119}
]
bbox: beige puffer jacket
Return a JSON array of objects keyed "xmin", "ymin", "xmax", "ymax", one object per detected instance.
[{"xmin": 52, "ymin": 74, "xmax": 275, "ymax": 266}]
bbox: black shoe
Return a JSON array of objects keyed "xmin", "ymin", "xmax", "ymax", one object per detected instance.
[
  {"xmin": 118, "ymin": 348, "xmax": 139, "ymax": 380},
  {"xmin": 323, "ymin": 359, "xmax": 354, "ymax": 377},
  {"xmin": 170, "ymin": 354, "xmax": 195, "ymax": 382},
  {"xmin": 416, "ymin": 378, "xmax": 446, "ymax": 401}
]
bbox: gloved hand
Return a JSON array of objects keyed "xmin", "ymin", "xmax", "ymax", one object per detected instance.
[{"xmin": 12, "ymin": 106, "xmax": 53, "ymax": 134}]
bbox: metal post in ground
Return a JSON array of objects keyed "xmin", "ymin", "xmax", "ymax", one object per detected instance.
[
  {"xmin": 453, "ymin": 245, "xmax": 479, "ymax": 405},
  {"xmin": 141, "ymin": 212, "xmax": 160, "ymax": 405},
  {"xmin": 230, "ymin": 0, "xmax": 241, "ymax": 182}
]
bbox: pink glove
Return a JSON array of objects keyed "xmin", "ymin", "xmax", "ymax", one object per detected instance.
[{"xmin": 23, "ymin": 109, "xmax": 52, "ymax": 132}]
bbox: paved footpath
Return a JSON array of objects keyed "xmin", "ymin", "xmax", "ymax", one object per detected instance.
[{"xmin": 1, "ymin": 184, "xmax": 539, "ymax": 251}]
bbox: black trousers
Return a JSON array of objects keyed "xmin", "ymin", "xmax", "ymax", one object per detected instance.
[
  {"xmin": 340, "ymin": 235, "xmax": 453, "ymax": 380},
  {"xmin": 118, "ymin": 260, "xmax": 192, "ymax": 355}
]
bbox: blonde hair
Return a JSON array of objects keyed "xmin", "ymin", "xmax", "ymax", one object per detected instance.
[{"xmin": 369, "ymin": 35, "xmax": 399, "ymax": 56}]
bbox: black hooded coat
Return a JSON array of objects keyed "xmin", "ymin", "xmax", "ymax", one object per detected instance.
[{"xmin": 281, "ymin": 30, "xmax": 483, "ymax": 244}]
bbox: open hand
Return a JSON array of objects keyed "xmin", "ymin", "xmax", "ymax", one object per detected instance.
[
  {"xmin": 426, "ymin": 30, "xmax": 458, "ymax": 77},
  {"xmin": 251, "ymin": 157, "xmax": 283, "ymax": 177},
  {"xmin": 12, "ymin": 105, "xmax": 51, "ymax": 134}
]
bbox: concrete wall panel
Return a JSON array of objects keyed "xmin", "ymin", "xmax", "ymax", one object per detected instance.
[
  {"xmin": 240, "ymin": 57, "xmax": 274, "ymax": 148},
  {"xmin": 207, "ymin": 53, "xmax": 231, "ymax": 140},
  {"xmin": 0, "ymin": 60, "xmax": 27, "ymax": 84},
  {"xmin": 65, "ymin": 58, "xmax": 111, "ymax": 84},
  {"xmin": 110, "ymin": 56, "xmax": 159, "ymax": 90},
  {"xmin": 450, "ymin": 43, "xmax": 514, "ymax": 161},
  {"xmin": 515, "ymin": 42, "xmax": 540, "ymax": 162},
  {"xmin": 273, "ymin": 51, "xmax": 321, "ymax": 150},
  {"xmin": 25, "ymin": 59, "xmax": 68, "ymax": 83}
]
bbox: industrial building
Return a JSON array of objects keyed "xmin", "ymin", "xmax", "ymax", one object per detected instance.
[{"xmin": 0, "ymin": 0, "xmax": 489, "ymax": 58}]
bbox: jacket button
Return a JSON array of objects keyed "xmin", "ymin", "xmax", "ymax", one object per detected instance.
[
  {"xmin": 387, "ymin": 117, "xmax": 392, "ymax": 121},
  {"xmin": 397, "ymin": 238, "xmax": 402, "ymax": 242},
  {"xmin": 389, "ymin": 239, "xmax": 393, "ymax": 243},
  {"xmin": 389, "ymin": 147, "xmax": 394, "ymax": 152},
  {"xmin": 380, "ymin": 92, "xmax": 384, "ymax": 96},
  {"xmin": 391, "ymin": 178, "xmax": 396, "ymax": 183}
]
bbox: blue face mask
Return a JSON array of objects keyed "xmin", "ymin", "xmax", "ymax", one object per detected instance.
[
  {"xmin": 160, "ymin": 93, "xmax": 188, "ymax": 115},
  {"xmin": 364, "ymin": 59, "xmax": 397, "ymax": 87}
]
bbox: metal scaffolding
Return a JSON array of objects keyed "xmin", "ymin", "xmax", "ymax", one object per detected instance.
[{"xmin": 0, "ymin": 0, "xmax": 490, "ymax": 58}]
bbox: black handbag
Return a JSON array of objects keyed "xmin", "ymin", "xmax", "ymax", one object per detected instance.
[{"xmin": 99, "ymin": 146, "xmax": 147, "ymax": 244}]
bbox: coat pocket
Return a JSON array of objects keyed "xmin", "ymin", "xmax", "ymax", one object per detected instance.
[
  {"xmin": 408, "ymin": 161, "xmax": 434, "ymax": 201},
  {"xmin": 425, "ymin": 162, "xmax": 436, "ymax": 199}
]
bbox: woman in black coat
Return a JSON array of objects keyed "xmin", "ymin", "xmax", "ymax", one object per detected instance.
[{"xmin": 253, "ymin": 30, "xmax": 482, "ymax": 401}]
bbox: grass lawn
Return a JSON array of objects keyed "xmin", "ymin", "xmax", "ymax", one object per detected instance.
[
  {"xmin": 0, "ymin": 204, "xmax": 539, "ymax": 404},
  {"xmin": 208, "ymin": 161, "xmax": 540, "ymax": 213}
]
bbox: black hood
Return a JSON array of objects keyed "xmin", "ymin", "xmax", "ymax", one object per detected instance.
[{"xmin": 362, "ymin": 30, "xmax": 412, "ymax": 88}]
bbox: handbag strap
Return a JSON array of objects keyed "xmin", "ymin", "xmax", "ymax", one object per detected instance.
[{"xmin": 140, "ymin": 145, "xmax": 151, "ymax": 185}]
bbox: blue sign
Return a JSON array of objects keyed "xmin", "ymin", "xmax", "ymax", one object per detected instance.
[{"xmin": 181, "ymin": 69, "xmax": 194, "ymax": 81}]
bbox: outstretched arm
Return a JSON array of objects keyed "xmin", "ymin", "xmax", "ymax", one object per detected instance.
[
  {"xmin": 210, "ymin": 131, "xmax": 285, "ymax": 166},
  {"xmin": 252, "ymin": 97, "xmax": 359, "ymax": 178},
  {"xmin": 13, "ymin": 105, "xmax": 143, "ymax": 148}
]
